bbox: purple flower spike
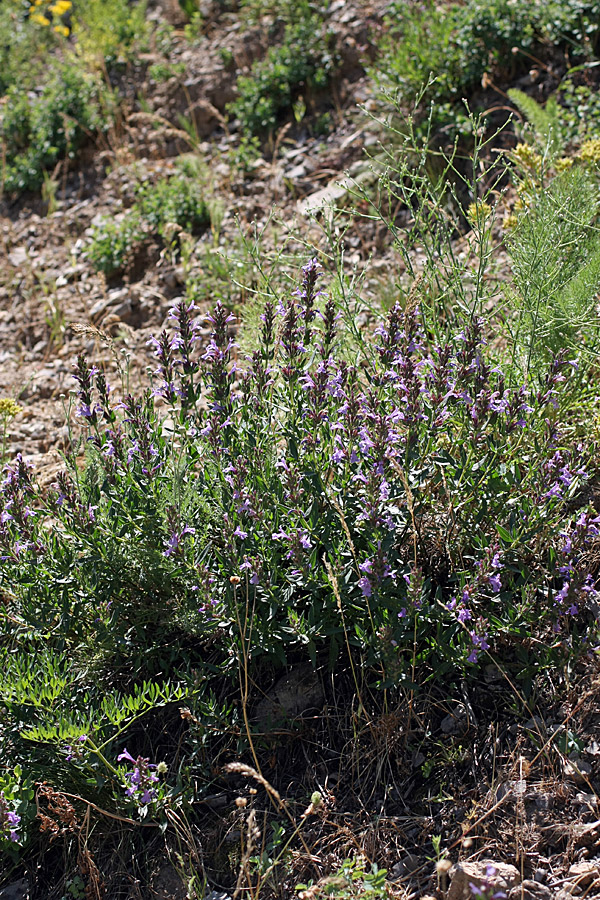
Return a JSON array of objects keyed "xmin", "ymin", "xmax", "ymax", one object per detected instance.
[
  {"xmin": 118, "ymin": 748, "xmax": 136, "ymax": 764},
  {"xmin": 0, "ymin": 793, "xmax": 21, "ymax": 844}
]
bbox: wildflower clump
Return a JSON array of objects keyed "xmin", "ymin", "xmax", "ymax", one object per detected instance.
[
  {"xmin": 0, "ymin": 793, "xmax": 21, "ymax": 844},
  {"xmin": 30, "ymin": 0, "xmax": 72, "ymax": 36},
  {"xmin": 0, "ymin": 398, "xmax": 23, "ymax": 420},
  {"xmin": 118, "ymin": 749, "xmax": 159, "ymax": 808},
  {"xmin": 88, "ymin": 172, "xmax": 210, "ymax": 275},
  {"xmin": 578, "ymin": 138, "xmax": 600, "ymax": 164},
  {"xmin": 466, "ymin": 200, "xmax": 492, "ymax": 227},
  {"xmin": 1, "ymin": 260, "xmax": 597, "ymax": 688},
  {"xmin": 512, "ymin": 143, "xmax": 543, "ymax": 172},
  {"xmin": 555, "ymin": 156, "xmax": 574, "ymax": 173}
]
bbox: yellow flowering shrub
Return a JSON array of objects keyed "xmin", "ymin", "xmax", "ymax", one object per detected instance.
[
  {"xmin": 0, "ymin": 399, "xmax": 23, "ymax": 420},
  {"xmin": 30, "ymin": 0, "xmax": 71, "ymax": 36},
  {"xmin": 555, "ymin": 157, "xmax": 574, "ymax": 173},
  {"xmin": 513, "ymin": 143, "xmax": 543, "ymax": 171},
  {"xmin": 466, "ymin": 200, "xmax": 492, "ymax": 227},
  {"xmin": 578, "ymin": 138, "xmax": 600, "ymax": 165}
]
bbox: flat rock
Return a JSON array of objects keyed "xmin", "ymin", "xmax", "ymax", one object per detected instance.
[
  {"xmin": 297, "ymin": 178, "xmax": 353, "ymax": 216},
  {"xmin": 8, "ymin": 247, "xmax": 28, "ymax": 267},
  {"xmin": 508, "ymin": 880, "xmax": 553, "ymax": 900},
  {"xmin": 254, "ymin": 663, "xmax": 324, "ymax": 727},
  {"xmin": 0, "ymin": 881, "xmax": 29, "ymax": 900},
  {"xmin": 441, "ymin": 703, "xmax": 469, "ymax": 735},
  {"xmin": 568, "ymin": 861, "xmax": 600, "ymax": 888},
  {"xmin": 563, "ymin": 759, "xmax": 593, "ymax": 783},
  {"xmin": 447, "ymin": 861, "xmax": 520, "ymax": 900}
]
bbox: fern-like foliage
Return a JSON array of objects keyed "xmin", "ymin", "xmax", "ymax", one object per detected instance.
[
  {"xmin": 0, "ymin": 647, "xmax": 186, "ymax": 746},
  {"xmin": 507, "ymin": 165, "xmax": 600, "ymax": 372},
  {"xmin": 508, "ymin": 88, "xmax": 563, "ymax": 157}
]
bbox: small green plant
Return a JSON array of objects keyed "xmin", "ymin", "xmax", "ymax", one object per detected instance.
[
  {"xmin": 178, "ymin": 0, "xmax": 199, "ymax": 18},
  {"xmin": 88, "ymin": 173, "xmax": 210, "ymax": 274},
  {"xmin": 70, "ymin": 0, "xmax": 149, "ymax": 66},
  {"xmin": 0, "ymin": 65, "xmax": 110, "ymax": 194},
  {"xmin": 219, "ymin": 46, "xmax": 234, "ymax": 67},
  {"xmin": 135, "ymin": 174, "xmax": 210, "ymax": 238},
  {"xmin": 229, "ymin": 3, "xmax": 338, "ymax": 136},
  {"xmin": 148, "ymin": 60, "xmax": 186, "ymax": 83},
  {"xmin": 87, "ymin": 210, "xmax": 146, "ymax": 276},
  {"xmin": 297, "ymin": 858, "xmax": 389, "ymax": 899}
]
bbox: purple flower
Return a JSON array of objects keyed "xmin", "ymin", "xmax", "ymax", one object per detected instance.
[
  {"xmin": 298, "ymin": 530, "xmax": 312, "ymax": 550},
  {"xmin": 488, "ymin": 573, "xmax": 501, "ymax": 593},
  {"xmin": 118, "ymin": 748, "xmax": 136, "ymax": 765},
  {"xmin": 469, "ymin": 865, "xmax": 507, "ymax": 899},
  {"xmin": 233, "ymin": 526, "xmax": 248, "ymax": 540},
  {"xmin": 0, "ymin": 792, "xmax": 21, "ymax": 844},
  {"xmin": 358, "ymin": 576, "xmax": 372, "ymax": 597},
  {"xmin": 164, "ymin": 524, "xmax": 195, "ymax": 558},
  {"xmin": 118, "ymin": 749, "xmax": 159, "ymax": 808}
]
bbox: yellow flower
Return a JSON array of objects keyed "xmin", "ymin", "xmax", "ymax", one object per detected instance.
[
  {"xmin": 32, "ymin": 12, "xmax": 50, "ymax": 25},
  {"xmin": 49, "ymin": 0, "xmax": 72, "ymax": 13},
  {"xmin": 578, "ymin": 138, "xmax": 600, "ymax": 164},
  {"xmin": 502, "ymin": 213, "xmax": 518, "ymax": 231},
  {"xmin": 0, "ymin": 398, "xmax": 23, "ymax": 419},
  {"xmin": 466, "ymin": 200, "xmax": 492, "ymax": 227},
  {"xmin": 53, "ymin": 23, "xmax": 70, "ymax": 36},
  {"xmin": 555, "ymin": 157, "xmax": 574, "ymax": 173},
  {"xmin": 513, "ymin": 142, "xmax": 542, "ymax": 171}
]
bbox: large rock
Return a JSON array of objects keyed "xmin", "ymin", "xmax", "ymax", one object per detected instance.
[
  {"xmin": 0, "ymin": 881, "xmax": 29, "ymax": 900},
  {"xmin": 254, "ymin": 664, "xmax": 324, "ymax": 727},
  {"xmin": 508, "ymin": 881, "xmax": 553, "ymax": 900},
  {"xmin": 447, "ymin": 861, "xmax": 520, "ymax": 900}
]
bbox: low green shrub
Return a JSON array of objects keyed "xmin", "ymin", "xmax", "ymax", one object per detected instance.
[
  {"xmin": 86, "ymin": 210, "xmax": 147, "ymax": 275},
  {"xmin": 0, "ymin": 65, "xmax": 109, "ymax": 194},
  {"xmin": 0, "ymin": 3, "xmax": 59, "ymax": 96},
  {"xmin": 70, "ymin": 0, "xmax": 149, "ymax": 66},
  {"xmin": 4, "ymin": 93, "xmax": 600, "ymax": 890},
  {"xmin": 229, "ymin": 2, "xmax": 338, "ymax": 135},
  {"xmin": 3, "ymin": 267, "xmax": 599, "ymax": 703},
  {"xmin": 377, "ymin": 0, "xmax": 600, "ymax": 117},
  {"xmin": 88, "ymin": 173, "xmax": 210, "ymax": 274},
  {"xmin": 135, "ymin": 173, "xmax": 210, "ymax": 237}
]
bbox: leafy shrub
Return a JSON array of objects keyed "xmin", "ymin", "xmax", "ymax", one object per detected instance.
[
  {"xmin": 70, "ymin": 0, "xmax": 149, "ymax": 66},
  {"xmin": 378, "ymin": 0, "xmax": 600, "ymax": 113},
  {"xmin": 502, "ymin": 147, "xmax": 600, "ymax": 364},
  {"xmin": 88, "ymin": 173, "xmax": 210, "ymax": 274},
  {"xmin": 0, "ymin": 65, "xmax": 109, "ymax": 194},
  {"xmin": 0, "ymin": 3, "xmax": 59, "ymax": 96},
  {"xmin": 229, "ymin": 3, "xmax": 338, "ymax": 135},
  {"xmin": 3, "ymin": 108, "xmax": 600, "ymax": 880},
  {"xmin": 2, "ymin": 267, "xmax": 598, "ymax": 687},
  {"xmin": 135, "ymin": 173, "xmax": 210, "ymax": 237},
  {"xmin": 86, "ymin": 210, "xmax": 147, "ymax": 275}
]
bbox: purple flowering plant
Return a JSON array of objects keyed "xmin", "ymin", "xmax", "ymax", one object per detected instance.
[
  {"xmin": 0, "ymin": 768, "xmax": 34, "ymax": 858},
  {"xmin": 0, "ymin": 243, "xmax": 598, "ymax": 857},
  {"xmin": 117, "ymin": 747, "xmax": 161, "ymax": 809},
  {"xmin": 0, "ymin": 257, "xmax": 598, "ymax": 700}
]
